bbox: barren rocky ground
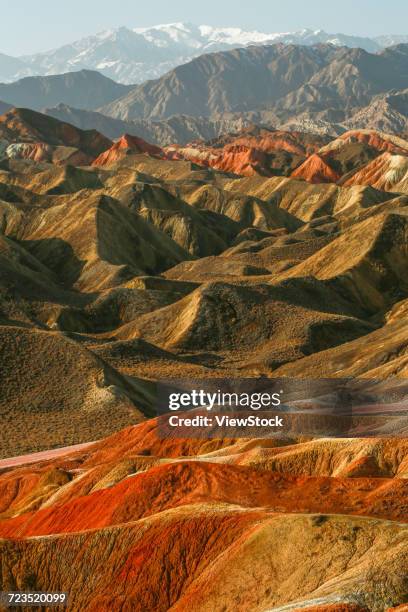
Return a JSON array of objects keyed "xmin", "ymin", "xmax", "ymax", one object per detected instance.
[{"xmin": 0, "ymin": 108, "xmax": 407, "ymax": 611}]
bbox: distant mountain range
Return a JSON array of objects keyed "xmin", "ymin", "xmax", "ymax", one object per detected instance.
[
  {"xmin": 100, "ymin": 43, "xmax": 408, "ymax": 123},
  {"xmin": 0, "ymin": 70, "xmax": 131, "ymax": 111},
  {"xmin": 1, "ymin": 42, "xmax": 408, "ymax": 145},
  {"xmin": 1, "ymin": 23, "xmax": 408, "ymax": 84},
  {"xmin": 44, "ymin": 104, "xmax": 249, "ymax": 145},
  {"xmin": 0, "ymin": 100, "xmax": 11, "ymax": 115}
]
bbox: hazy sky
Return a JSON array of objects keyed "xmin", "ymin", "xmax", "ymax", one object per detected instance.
[{"xmin": 2, "ymin": 0, "xmax": 408, "ymax": 56}]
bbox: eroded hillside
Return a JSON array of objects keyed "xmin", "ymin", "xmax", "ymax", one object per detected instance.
[{"xmin": 0, "ymin": 110, "xmax": 408, "ymax": 611}]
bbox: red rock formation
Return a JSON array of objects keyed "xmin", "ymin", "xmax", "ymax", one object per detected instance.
[
  {"xmin": 93, "ymin": 133, "xmax": 163, "ymax": 166},
  {"xmin": 342, "ymin": 152, "xmax": 408, "ymax": 191},
  {"xmin": 212, "ymin": 144, "xmax": 270, "ymax": 176},
  {"xmin": 1, "ymin": 449, "xmax": 407, "ymax": 538},
  {"xmin": 166, "ymin": 142, "xmax": 293, "ymax": 176},
  {"xmin": 0, "ymin": 419, "xmax": 407, "ymax": 609},
  {"xmin": 210, "ymin": 127, "xmax": 327, "ymax": 156},
  {"xmin": 332, "ymin": 130, "xmax": 408, "ymax": 155},
  {"xmin": 163, "ymin": 128, "xmax": 328, "ymax": 177},
  {"xmin": 291, "ymin": 153, "xmax": 341, "ymax": 183}
]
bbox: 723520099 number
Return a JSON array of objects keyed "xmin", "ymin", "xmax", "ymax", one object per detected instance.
[{"xmin": 1, "ymin": 592, "xmax": 68, "ymax": 607}]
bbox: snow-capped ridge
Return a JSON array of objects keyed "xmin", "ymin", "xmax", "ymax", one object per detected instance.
[{"xmin": 0, "ymin": 23, "xmax": 405, "ymax": 85}]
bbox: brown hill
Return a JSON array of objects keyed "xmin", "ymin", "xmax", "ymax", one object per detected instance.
[
  {"xmin": 115, "ymin": 279, "xmax": 374, "ymax": 369},
  {"xmin": 223, "ymin": 174, "xmax": 390, "ymax": 221},
  {"xmin": 280, "ymin": 212, "xmax": 408, "ymax": 312},
  {"xmin": 275, "ymin": 297, "xmax": 408, "ymax": 379},
  {"xmin": 0, "ymin": 188, "xmax": 191, "ymax": 291},
  {"xmin": 0, "ymin": 107, "xmax": 112, "ymax": 161},
  {"xmin": 0, "ymin": 326, "xmax": 154, "ymax": 458}
]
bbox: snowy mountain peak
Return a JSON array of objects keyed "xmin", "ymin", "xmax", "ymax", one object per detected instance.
[
  {"xmin": 198, "ymin": 25, "xmax": 273, "ymax": 46},
  {"xmin": 133, "ymin": 22, "xmax": 204, "ymax": 49},
  {"xmin": 0, "ymin": 22, "xmax": 405, "ymax": 85}
]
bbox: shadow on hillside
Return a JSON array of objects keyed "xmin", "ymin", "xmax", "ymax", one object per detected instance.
[{"xmin": 16, "ymin": 237, "xmax": 85, "ymax": 289}]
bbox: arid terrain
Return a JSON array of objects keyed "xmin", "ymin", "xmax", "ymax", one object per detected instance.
[{"xmin": 0, "ymin": 101, "xmax": 408, "ymax": 611}]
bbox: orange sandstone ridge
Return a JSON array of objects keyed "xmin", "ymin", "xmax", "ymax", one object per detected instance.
[
  {"xmin": 321, "ymin": 129, "xmax": 408, "ymax": 156},
  {"xmin": 93, "ymin": 133, "xmax": 164, "ymax": 166},
  {"xmin": 291, "ymin": 153, "xmax": 341, "ymax": 183},
  {"xmin": 0, "ymin": 421, "xmax": 407, "ymax": 610},
  {"xmin": 342, "ymin": 151, "xmax": 408, "ymax": 191},
  {"xmin": 163, "ymin": 128, "xmax": 328, "ymax": 176}
]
